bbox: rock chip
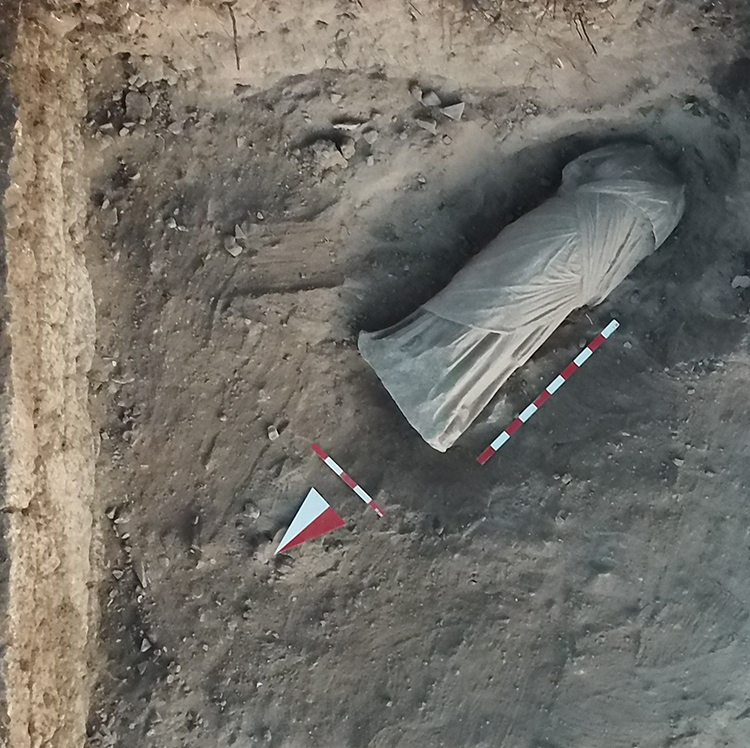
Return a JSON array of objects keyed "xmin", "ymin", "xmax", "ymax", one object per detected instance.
[
  {"xmin": 125, "ymin": 91, "xmax": 152, "ymax": 122},
  {"xmin": 415, "ymin": 118, "xmax": 437, "ymax": 134},
  {"xmin": 440, "ymin": 102, "xmax": 465, "ymax": 121}
]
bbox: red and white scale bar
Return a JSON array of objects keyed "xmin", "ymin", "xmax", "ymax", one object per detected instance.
[
  {"xmin": 477, "ymin": 320, "xmax": 620, "ymax": 465},
  {"xmin": 311, "ymin": 443, "xmax": 385, "ymax": 517}
]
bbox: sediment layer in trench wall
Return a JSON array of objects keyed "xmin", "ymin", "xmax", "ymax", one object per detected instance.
[{"xmin": 3, "ymin": 18, "xmax": 96, "ymax": 748}]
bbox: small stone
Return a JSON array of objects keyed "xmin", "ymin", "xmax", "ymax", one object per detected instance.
[
  {"xmin": 363, "ymin": 130, "xmax": 378, "ymax": 144},
  {"xmin": 672, "ymin": 457, "xmax": 684, "ymax": 467},
  {"xmin": 442, "ymin": 134, "xmax": 452, "ymax": 144},
  {"xmin": 561, "ymin": 473, "xmax": 572, "ymax": 485},
  {"xmin": 312, "ymin": 140, "xmax": 348, "ymax": 170},
  {"xmin": 731, "ymin": 275, "xmax": 750, "ymax": 289},
  {"xmin": 409, "ymin": 84, "xmax": 423, "ymax": 101},
  {"xmin": 133, "ymin": 557, "xmax": 148, "ymax": 588},
  {"xmin": 244, "ymin": 502, "xmax": 261, "ymax": 520},
  {"xmin": 415, "ymin": 118, "xmax": 437, "ymax": 134},
  {"xmin": 166, "ymin": 217, "xmax": 177, "ymax": 229},
  {"xmin": 330, "ymin": 93, "xmax": 343, "ymax": 104},
  {"xmin": 139, "ymin": 55, "xmax": 166, "ymax": 83},
  {"xmin": 366, "ymin": 155, "xmax": 375, "ymax": 167},
  {"xmin": 340, "ymin": 141, "xmax": 356, "ymax": 160},
  {"xmin": 422, "ymin": 90, "xmax": 441, "ymax": 107},
  {"xmin": 224, "ymin": 236, "xmax": 243, "ymax": 257},
  {"xmin": 234, "ymin": 224, "xmax": 246, "ymax": 241},
  {"xmin": 140, "ymin": 637, "xmax": 152, "ymax": 653},
  {"xmin": 125, "ymin": 91, "xmax": 152, "ymax": 122},
  {"xmin": 123, "ymin": 12, "xmax": 142, "ymax": 35},
  {"xmin": 440, "ymin": 102, "xmax": 465, "ymax": 121},
  {"xmin": 41, "ymin": 12, "xmax": 81, "ymax": 37},
  {"xmin": 119, "ymin": 127, "xmax": 130, "ymax": 137},
  {"xmin": 101, "ymin": 208, "xmax": 118, "ymax": 229},
  {"xmin": 256, "ymin": 211, "xmax": 265, "ymax": 221},
  {"xmin": 167, "ymin": 121, "xmax": 183, "ymax": 134},
  {"xmin": 267, "ymin": 425, "xmax": 280, "ymax": 441},
  {"xmin": 112, "ymin": 569, "xmax": 124, "ymax": 580}
]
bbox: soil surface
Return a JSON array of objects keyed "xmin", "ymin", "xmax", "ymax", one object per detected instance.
[{"xmin": 4, "ymin": 1, "xmax": 750, "ymax": 747}]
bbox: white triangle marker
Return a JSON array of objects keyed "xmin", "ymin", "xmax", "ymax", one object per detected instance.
[{"xmin": 275, "ymin": 488, "xmax": 345, "ymax": 554}]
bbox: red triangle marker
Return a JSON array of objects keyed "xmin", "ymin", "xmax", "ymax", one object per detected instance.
[{"xmin": 275, "ymin": 488, "xmax": 345, "ymax": 554}]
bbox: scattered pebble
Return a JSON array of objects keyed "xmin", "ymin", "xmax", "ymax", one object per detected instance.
[
  {"xmin": 41, "ymin": 11, "xmax": 81, "ymax": 37},
  {"xmin": 731, "ymin": 274, "xmax": 750, "ymax": 289},
  {"xmin": 244, "ymin": 502, "xmax": 261, "ymax": 520},
  {"xmin": 166, "ymin": 217, "xmax": 177, "ymax": 229},
  {"xmin": 125, "ymin": 91, "xmax": 152, "ymax": 122},
  {"xmin": 409, "ymin": 84, "xmax": 423, "ymax": 102},
  {"xmin": 224, "ymin": 236, "xmax": 243, "ymax": 257},
  {"xmin": 133, "ymin": 557, "xmax": 149, "ymax": 589},
  {"xmin": 422, "ymin": 90, "xmax": 441, "ymax": 107},
  {"xmin": 441, "ymin": 102, "xmax": 465, "ymax": 121},
  {"xmin": 101, "ymin": 208, "xmax": 118, "ymax": 229},
  {"xmin": 363, "ymin": 130, "xmax": 379, "ymax": 145},
  {"xmin": 267, "ymin": 425, "xmax": 280, "ymax": 441},
  {"xmin": 415, "ymin": 118, "xmax": 437, "ymax": 134},
  {"xmin": 140, "ymin": 637, "xmax": 152, "ymax": 653},
  {"xmin": 256, "ymin": 211, "xmax": 265, "ymax": 221},
  {"xmin": 312, "ymin": 140, "xmax": 348, "ymax": 170},
  {"xmin": 367, "ymin": 155, "xmax": 375, "ymax": 167},
  {"xmin": 138, "ymin": 55, "xmax": 167, "ymax": 83},
  {"xmin": 672, "ymin": 457, "xmax": 684, "ymax": 467},
  {"xmin": 330, "ymin": 93, "xmax": 343, "ymax": 104},
  {"xmin": 340, "ymin": 141, "xmax": 356, "ymax": 160}
]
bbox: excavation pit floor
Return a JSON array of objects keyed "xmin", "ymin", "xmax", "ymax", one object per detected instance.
[{"xmin": 3, "ymin": 2, "xmax": 750, "ymax": 748}]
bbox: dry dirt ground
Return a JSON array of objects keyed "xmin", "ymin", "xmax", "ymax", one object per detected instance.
[{"xmin": 4, "ymin": 1, "xmax": 750, "ymax": 747}]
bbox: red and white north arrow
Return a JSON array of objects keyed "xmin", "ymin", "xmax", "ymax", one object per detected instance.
[{"xmin": 275, "ymin": 488, "xmax": 345, "ymax": 554}]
